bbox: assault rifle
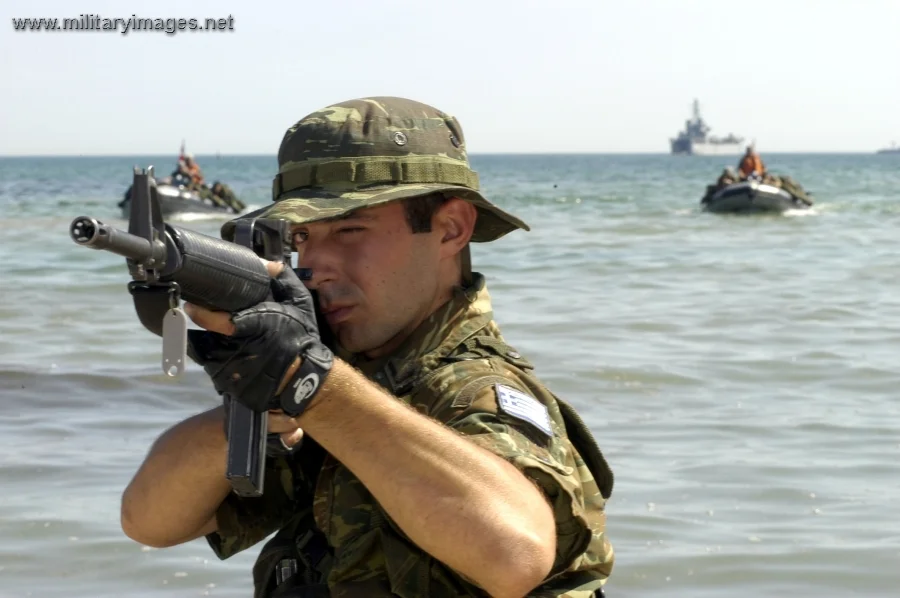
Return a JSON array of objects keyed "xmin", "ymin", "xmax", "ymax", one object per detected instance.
[{"xmin": 69, "ymin": 165, "xmax": 311, "ymax": 497}]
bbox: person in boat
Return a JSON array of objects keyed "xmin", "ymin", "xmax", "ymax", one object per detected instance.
[
  {"xmin": 717, "ymin": 166, "xmax": 738, "ymax": 187},
  {"xmin": 173, "ymin": 155, "xmax": 188, "ymax": 181},
  {"xmin": 210, "ymin": 181, "xmax": 246, "ymax": 213},
  {"xmin": 174, "ymin": 153, "xmax": 206, "ymax": 188},
  {"xmin": 119, "ymin": 96, "xmax": 616, "ymax": 598},
  {"xmin": 737, "ymin": 146, "xmax": 766, "ymax": 180},
  {"xmin": 701, "ymin": 167, "xmax": 739, "ymax": 204},
  {"xmin": 777, "ymin": 175, "xmax": 813, "ymax": 205},
  {"xmin": 175, "ymin": 153, "xmax": 237, "ymax": 211}
]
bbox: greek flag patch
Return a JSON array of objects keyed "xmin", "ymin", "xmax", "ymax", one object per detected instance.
[{"xmin": 495, "ymin": 384, "xmax": 553, "ymax": 437}]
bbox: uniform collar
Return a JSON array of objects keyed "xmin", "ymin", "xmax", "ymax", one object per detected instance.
[{"xmin": 339, "ymin": 272, "xmax": 494, "ymax": 394}]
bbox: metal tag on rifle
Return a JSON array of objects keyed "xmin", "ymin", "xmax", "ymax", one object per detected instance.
[{"xmin": 162, "ymin": 307, "xmax": 188, "ymax": 377}]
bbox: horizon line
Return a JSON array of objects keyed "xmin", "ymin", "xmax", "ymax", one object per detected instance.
[{"xmin": 0, "ymin": 150, "xmax": 891, "ymax": 159}]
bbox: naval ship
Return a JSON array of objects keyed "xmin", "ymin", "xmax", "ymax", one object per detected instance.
[
  {"xmin": 876, "ymin": 142, "xmax": 900, "ymax": 154},
  {"xmin": 670, "ymin": 99, "xmax": 745, "ymax": 156}
]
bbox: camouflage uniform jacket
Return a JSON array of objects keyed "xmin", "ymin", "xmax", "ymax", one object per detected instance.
[{"xmin": 206, "ymin": 273, "xmax": 615, "ymax": 597}]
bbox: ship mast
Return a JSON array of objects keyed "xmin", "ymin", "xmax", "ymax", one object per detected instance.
[{"xmin": 687, "ymin": 99, "xmax": 709, "ymax": 139}]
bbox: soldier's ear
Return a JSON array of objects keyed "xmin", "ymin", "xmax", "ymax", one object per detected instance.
[{"xmin": 436, "ymin": 198, "xmax": 476, "ymax": 247}]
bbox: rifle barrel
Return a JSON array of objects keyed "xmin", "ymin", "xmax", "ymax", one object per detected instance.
[{"xmin": 70, "ymin": 216, "xmax": 158, "ymax": 262}]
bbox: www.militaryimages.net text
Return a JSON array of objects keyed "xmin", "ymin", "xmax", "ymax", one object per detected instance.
[{"xmin": 11, "ymin": 14, "xmax": 235, "ymax": 35}]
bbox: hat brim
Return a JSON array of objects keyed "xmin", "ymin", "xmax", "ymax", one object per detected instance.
[{"xmin": 220, "ymin": 183, "xmax": 529, "ymax": 243}]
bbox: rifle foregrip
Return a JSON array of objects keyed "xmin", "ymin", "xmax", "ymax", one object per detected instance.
[{"xmin": 168, "ymin": 226, "xmax": 272, "ymax": 312}]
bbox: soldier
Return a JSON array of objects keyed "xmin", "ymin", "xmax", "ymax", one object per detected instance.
[
  {"xmin": 778, "ymin": 174, "xmax": 814, "ymax": 205},
  {"xmin": 737, "ymin": 145, "xmax": 766, "ymax": 180},
  {"xmin": 120, "ymin": 97, "xmax": 615, "ymax": 597},
  {"xmin": 701, "ymin": 167, "xmax": 738, "ymax": 204},
  {"xmin": 177, "ymin": 153, "xmax": 206, "ymax": 187},
  {"xmin": 210, "ymin": 181, "xmax": 246, "ymax": 213}
]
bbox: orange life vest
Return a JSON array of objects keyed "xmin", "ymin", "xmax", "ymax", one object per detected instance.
[{"xmin": 738, "ymin": 154, "xmax": 764, "ymax": 177}]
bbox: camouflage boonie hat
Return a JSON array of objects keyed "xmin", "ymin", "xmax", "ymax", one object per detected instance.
[{"xmin": 220, "ymin": 97, "xmax": 529, "ymax": 243}]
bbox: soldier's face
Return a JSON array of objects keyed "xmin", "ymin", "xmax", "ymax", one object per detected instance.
[{"xmin": 291, "ymin": 201, "xmax": 445, "ymax": 356}]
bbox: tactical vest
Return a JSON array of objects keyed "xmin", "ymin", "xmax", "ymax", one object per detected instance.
[{"xmin": 252, "ymin": 332, "xmax": 614, "ymax": 598}]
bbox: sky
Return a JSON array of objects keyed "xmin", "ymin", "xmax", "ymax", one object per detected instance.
[{"xmin": 2, "ymin": 0, "xmax": 900, "ymax": 155}]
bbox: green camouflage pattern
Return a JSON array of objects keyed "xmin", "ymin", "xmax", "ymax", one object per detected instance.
[
  {"xmin": 210, "ymin": 182, "xmax": 247, "ymax": 212},
  {"xmin": 207, "ymin": 448, "xmax": 322, "ymax": 562},
  {"xmin": 220, "ymin": 97, "xmax": 529, "ymax": 244},
  {"xmin": 207, "ymin": 274, "xmax": 614, "ymax": 597}
]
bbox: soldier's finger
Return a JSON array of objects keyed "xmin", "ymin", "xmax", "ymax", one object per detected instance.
[
  {"xmin": 267, "ymin": 410, "xmax": 303, "ymax": 434},
  {"xmin": 279, "ymin": 428, "xmax": 304, "ymax": 449},
  {"xmin": 183, "ymin": 303, "xmax": 235, "ymax": 336},
  {"xmin": 259, "ymin": 257, "xmax": 285, "ymax": 279}
]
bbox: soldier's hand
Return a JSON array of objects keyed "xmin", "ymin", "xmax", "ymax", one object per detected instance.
[
  {"xmin": 184, "ymin": 259, "xmax": 332, "ymax": 415},
  {"xmin": 185, "ymin": 260, "xmax": 284, "ymax": 335}
]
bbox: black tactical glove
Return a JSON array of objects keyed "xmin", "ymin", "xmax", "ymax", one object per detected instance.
[{"xmin": 187, "ymin": 266, "xmax": 333, "ymax": 417}]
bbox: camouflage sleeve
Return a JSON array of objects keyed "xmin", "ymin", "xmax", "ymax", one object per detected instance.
[
  {"xmin": 205, "ymin": 454, "xmax": 298, "ymax": 560},
  {"xmin": 421, "ymin": 373, "xmax": 595, "ymax": 578}
]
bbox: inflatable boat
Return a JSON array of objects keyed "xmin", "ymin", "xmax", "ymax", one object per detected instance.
[
  {"xmin": 701, "ymin": 180, "xmax": 812, "ymax": 214},
  {"xmin": 118, "ymin": 175, "xmax": 241, "ymax": 219}
]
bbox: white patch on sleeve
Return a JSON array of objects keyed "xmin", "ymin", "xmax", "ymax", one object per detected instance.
[{"xmin": 494, "ymin": 384, "xmax": 553, "ymax": 437}]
